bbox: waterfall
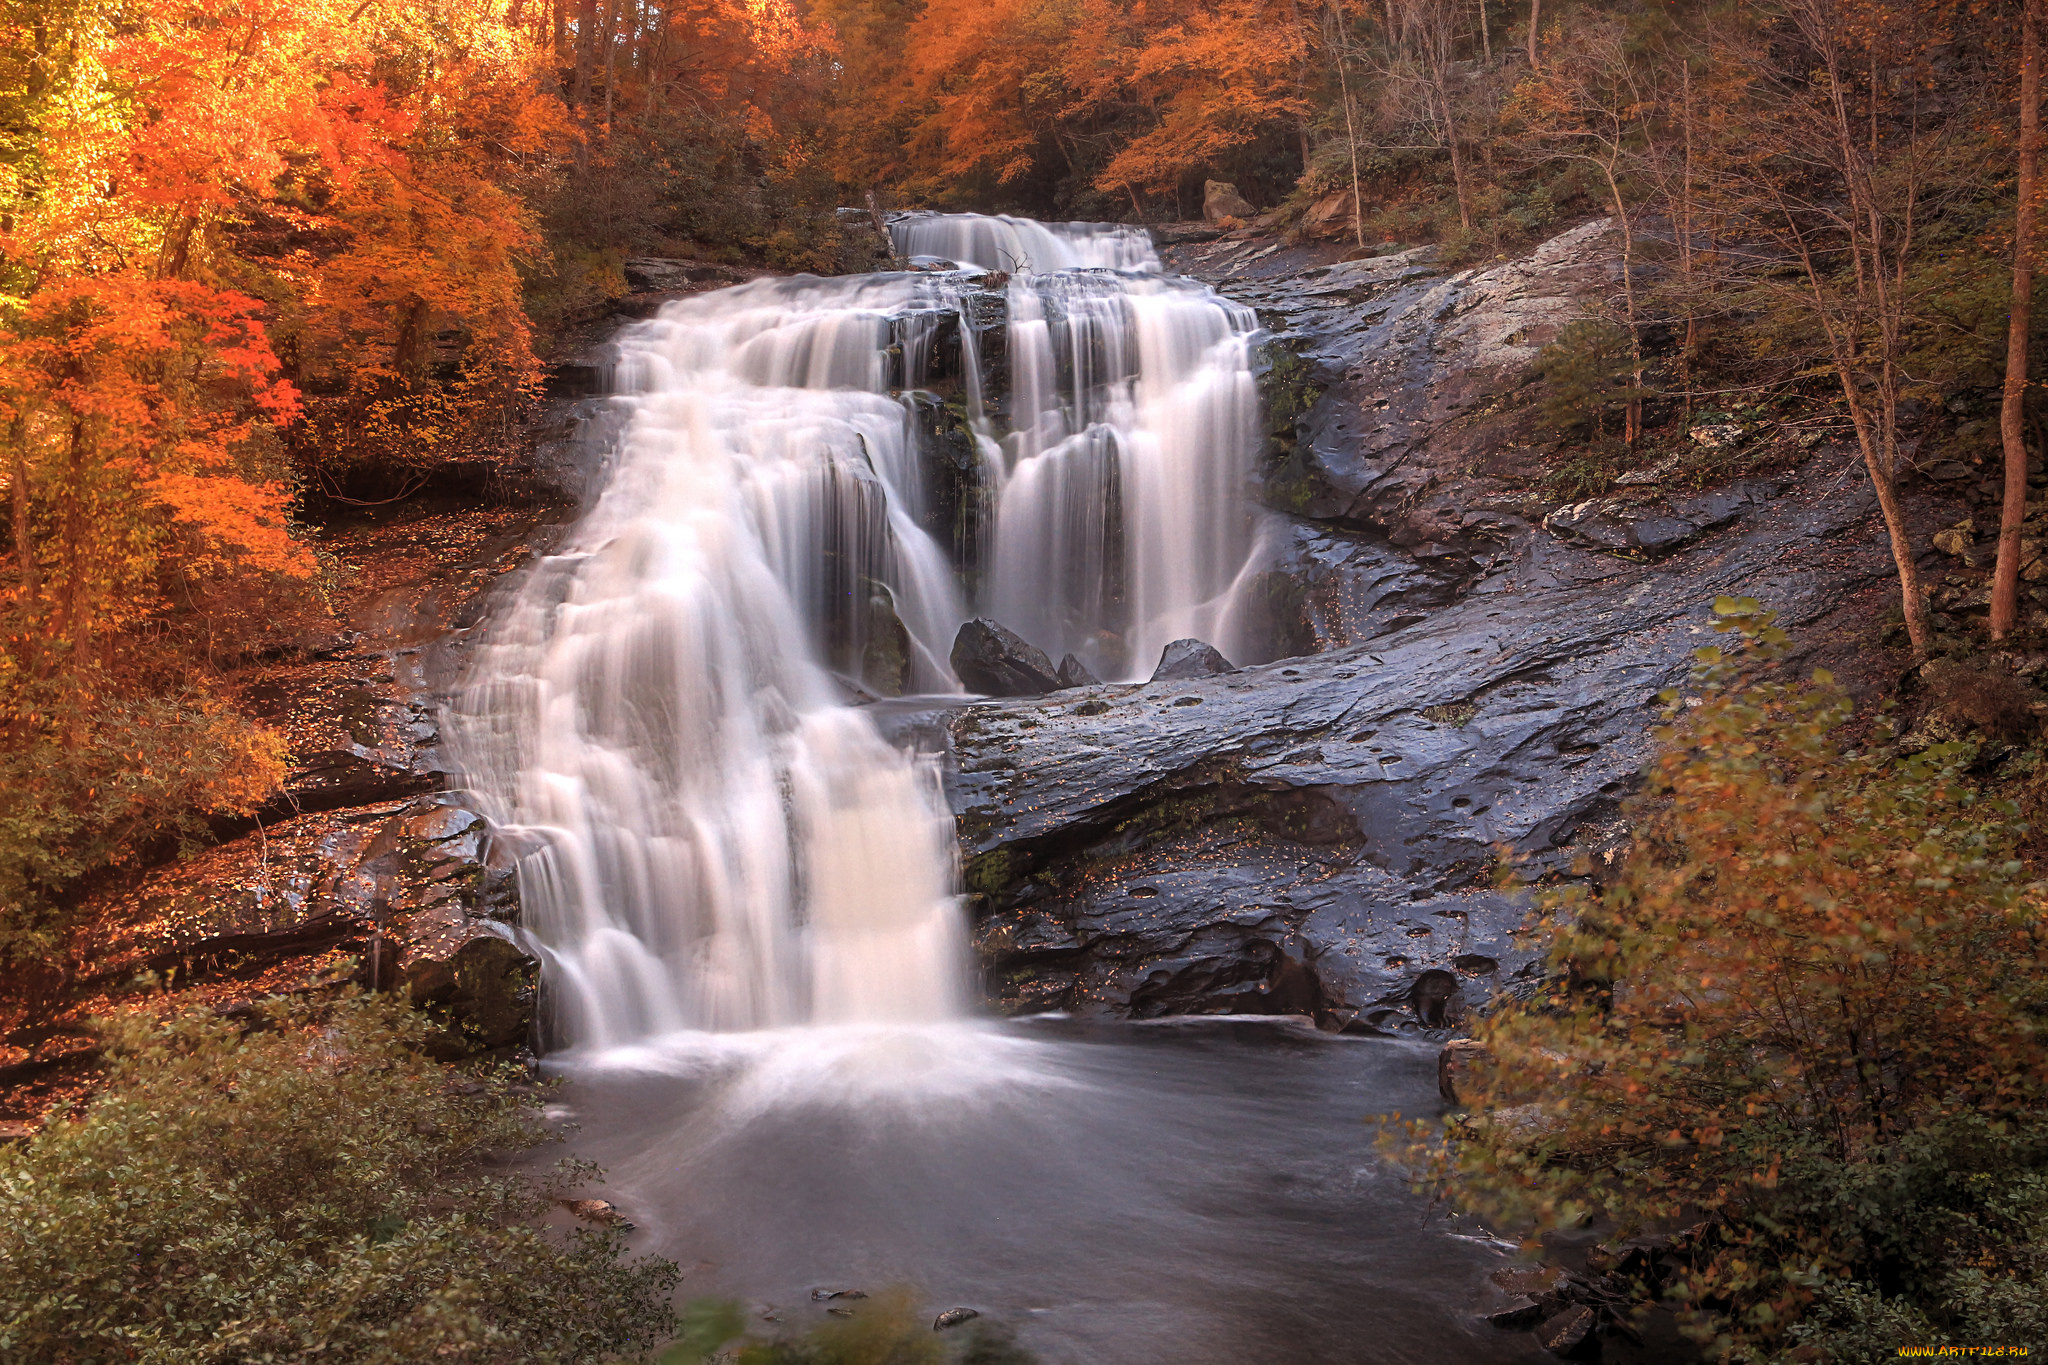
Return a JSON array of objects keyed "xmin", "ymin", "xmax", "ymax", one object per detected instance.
[
  {"xmin": 891, "ymin": 212, "xmax": 1159, "ymax": 273},
  {"xmin": 451, "ymin": 217, "xmax": 1265, "ymax": 1049},
  {"xmin": 980, "ymin": 269, "xmax": 1264, "ymax": 678}
]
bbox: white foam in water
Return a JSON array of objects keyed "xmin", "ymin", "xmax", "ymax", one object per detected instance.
[
  {"xmin": 451, "ymin": 217, "xmax": 1268, "ymax": 1051},
  {"xmin": 566, "ymin": 1021, "xmax": 1089, "ymax": 1126}
]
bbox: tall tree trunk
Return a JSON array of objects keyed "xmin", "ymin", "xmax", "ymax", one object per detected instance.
[
  {"xmin": 1678, "ymin": 59, "xmax": 1697, "ymax": 424},
  {"xmin": 1437, "ymin": 81, "xmax": 1473, "ymax": 230},
  {"xmin": 602, "ymin": 0, "xmax": 619, "ymax": 135},
  {"xmin": 1994, "ymin": 0, "xmax": 2043, "ymax": 639},
  {"xmin": 1601, "ymin": 157, "xmax": 1643, "ymax": 445},
  {"xmin": 1477, "ymin": 0, "xmax": 1490, "ymax": 63},
  {"xmin": 1330, "ymin": 6, "xmax": 1367, "ymax": 248},
  {"xmin": 573, "ymin": 0, "xmax": 594, "ymax": 112},
  {"xmin": 1526, "ymin": 0, "xmax": 1540, "ymax": 70},
  {"xmin": 9, "ymin": 423, "xmax": 36, "ymax": 604}
]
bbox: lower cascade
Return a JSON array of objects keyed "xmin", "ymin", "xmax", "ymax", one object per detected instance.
[{"xmin": 450, "ymin": 214, "xmax": 1266, "ymax": 1047}]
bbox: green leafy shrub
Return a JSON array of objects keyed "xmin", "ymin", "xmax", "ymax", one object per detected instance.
[
  {"xmin": 1406, "ymin": 598, "xmax": 2048, "ymax": 1361},
  {"xmin": 0, "ymin": 992, "xmax": 678, "ymax": 1364}
]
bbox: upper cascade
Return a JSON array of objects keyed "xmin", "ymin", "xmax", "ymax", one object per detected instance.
[
  {"xmin": 890, "ymin": 212, "xmax": 1160, "ymax": 273},
  {"xmin": 449, "ymin": 216, "xmax": 1265, "ymax": 1049}
]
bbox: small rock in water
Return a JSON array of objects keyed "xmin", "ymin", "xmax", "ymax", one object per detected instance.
[
  {"xmin": 827, "ymin": 1307, "xmax": 856, "ymax": 1317},
  {"xmin": 1055, "ymin": 652, "xmax": 1101, "ymax": 689},
  {"xmin": 810, "ymin": 1288, "xmax": 868, "ymax": 1302},
  {"xmin": 932, "ymin": 1308, "xmax": 981, "ymax": 1331},
  {"xmin": 1485, "ymin": 1296, "xmax": 1546, "ymax": 1330},
  {"xmin": 1150, "ymin": 638, "xmax": 1234, "ymax": 681},
  {"xmin": 950, "ymin": 619, "xmax": 1060, "ymax": 696},
  {"xmin": 1536, "ymin": 1303, "xmax": 1595, "ymax": 1354},
  {"xmin": 561, "ymin": 1198, "xmax": 633, "ymax": 1229}
]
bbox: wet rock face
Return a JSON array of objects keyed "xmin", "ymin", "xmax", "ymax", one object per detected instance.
[
  {"xmin": 75, "ymin": 794, "xmax": 536, "ymax": 1056},
  {"xmin": 949, "ymin": 479, "xmax": 1895, "ymax": 1029},
  {"xmin": 947, "ymin": 221, "xmax": 1913, "ymax": 1032}
]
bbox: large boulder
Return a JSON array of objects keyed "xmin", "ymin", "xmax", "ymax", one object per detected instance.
[
  {"xmin": 1151, "ymin": 638, "xmax": 1236, "ymax": 681},
  {"xmin": 951, "ymin": 618, "xmax": 1060, "ymax": 696},
  {"xmin": 1203, "ymin": 181, "xmax": 1256, "ymax": 224}
]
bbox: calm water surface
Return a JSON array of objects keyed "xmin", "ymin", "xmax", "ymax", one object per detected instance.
[{"xmin": 547, "ymin": 1017, "xmax": 1547, "ymax": 1365}]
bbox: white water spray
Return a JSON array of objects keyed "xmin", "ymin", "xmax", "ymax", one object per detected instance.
[{"xmin": 451, "ymin": 217, "xmax": 1267, "ymax": 1048}]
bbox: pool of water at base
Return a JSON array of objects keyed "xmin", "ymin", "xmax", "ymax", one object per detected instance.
[{"xmin": 542, "ymin": 1016, "xmax": 1551, "ymax": 1365}]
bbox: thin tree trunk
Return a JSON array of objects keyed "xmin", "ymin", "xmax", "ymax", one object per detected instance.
[
  {"xmin": 602, "ymin": 0, "xmax": 619, "ymax": 135},
  {"xmin": 1331, "ymin": 8, "xmax": 1367, "ymax": 248},
  {"xmin": 1477, "ymin": 0, "xmax": 1490, "ymax": 63},
  {"xmin": 573, "ymin": 0, "xmax": 594, "ymax": 113},
  {"xmin": 1437, "ymin": 82, "xmax": 1473, "ymax": 231},
  {"xmin": 1527, "ymin": 0, "xmax": 1540, "ymax": 70},
  {"xmin": 1601, "ymin": 157, "xmax": 1643, "ymax": 444},
  {"xmin": 1679, "ymin": 59, "xmax": 1697, "ymax": 424},
  {"xmin": 1994, "ymin": 0, "xmax": 2042, "ymax": 639},
  {"xmin": 643, "ymin": 4, "xmax": 663, "ymax": 121},
  {"xmin": 10, "ymin": 424, "xmax": 36, "ymax": 603}
]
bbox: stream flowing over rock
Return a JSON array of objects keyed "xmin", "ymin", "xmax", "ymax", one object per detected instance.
[{"xmin": 47, "ymin": 216, "xmax": 1908, "ymax": 1063}]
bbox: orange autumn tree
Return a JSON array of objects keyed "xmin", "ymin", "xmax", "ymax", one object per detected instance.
[
  {"xmin": 286, "ymin": 0, "xmax": 570, "ymax": 489},
  {"xmin": 900, "ymin": 0, "xmax": 1307, "ymax": 215},
  {"xmin": 1089, "ymin": 0, "xmax": 1309, "ymax": 205},
  {"xmin": 0, "ymin": 0, "xmax": 571, "ymax": 948}
]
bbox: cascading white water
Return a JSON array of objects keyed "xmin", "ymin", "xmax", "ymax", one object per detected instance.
[
  {"xmin": 983, "ymin": 270, "xmax": 1264, "ymax": 678},
  {"xmin": 890, "ymin": 214, "xmax": 1266, "ymax": 677},
  {"xmin": 450, "ymin": 276, "xmax": 975, "ymax": 1049},
  {"xmin": 891, "ymin": 212, "xmax": 1159, "ymax": 273},
  {"xmin": 451, "ymin": 217, "xmax": 1267, "ymax": 1049}
]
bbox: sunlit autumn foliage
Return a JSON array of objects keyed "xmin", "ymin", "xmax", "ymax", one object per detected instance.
[
  {"xmin": 1411, "ymin": 599, "xmax": 2048, "ymax": 1358},
  {"xmin": 0, "ymin": 0, "xmax": 573, "ymax": 944},
  {"xmin": 893, "ymin": 0, "xmax": 1309, "ymax": 214}
]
